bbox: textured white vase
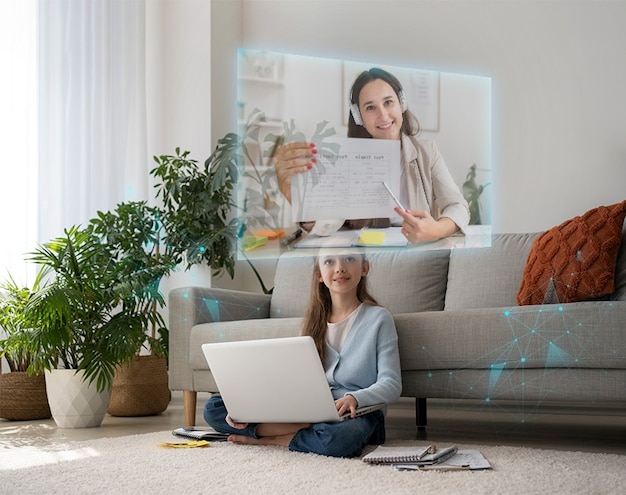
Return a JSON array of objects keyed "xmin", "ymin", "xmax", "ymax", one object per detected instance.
[{"xmin": 44, "ymin": 369, "xmax": 111, "ymax": 428}]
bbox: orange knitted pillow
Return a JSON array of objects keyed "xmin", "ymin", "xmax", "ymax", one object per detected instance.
[{"xmin": 517, "ymin": 201, "xmax": 626, "ymax": 305}]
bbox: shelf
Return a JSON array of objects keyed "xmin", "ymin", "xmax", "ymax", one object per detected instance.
[
  {"xmin": 239, "ymin": 76, "xmax": 285, "ymax": 86},
  {"xmin": 238, "ymin": 120, "xmax": 284, "ymax": 129}
]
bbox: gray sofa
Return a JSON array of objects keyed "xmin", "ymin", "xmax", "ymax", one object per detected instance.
[{"xmin": 169, "ymin": 229, "xmax": 626, "ymax": 428}]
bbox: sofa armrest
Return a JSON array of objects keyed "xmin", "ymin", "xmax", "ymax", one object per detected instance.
[{"xmin": 168, "ymin": 286, "xmax": 272, "ymax": 390}]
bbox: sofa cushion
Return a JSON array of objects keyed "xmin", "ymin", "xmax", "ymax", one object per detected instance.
[
  {"xmin": 366, "ymin": 249, "xmax": 450, "ymax": 314},
  {"xmin": 270, "ymin": 247, "xmax": 451, "ymax": 317},
  {"xmin": 270, "ymin": 254, "xmax": 316, "ymax": 318},
  {"xmin": 444, "ymin": 233, "xmax": 539, "ymax": 309},
  {"xmin": 517, "ymin": 201, "xmax": 626, "ymax": 305}
]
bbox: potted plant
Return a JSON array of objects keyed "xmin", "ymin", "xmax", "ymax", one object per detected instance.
[
  {"xmin": 150, "ymin": 145, "xmax": 239, "ymax": 278},
  {"xmin": 462, "ymin": 164, "xmax": 491, "ymax": 225},
  {"xmin": 24, "ymin": 226, "xmax": 155, "ymax": 427},
  {"xmin": 86, "ymin": 201, "xmax": 176, "ymax": 417},
  {"xmin": 0, "ymin": 271, "xmax": 51, "ymax": 420}
]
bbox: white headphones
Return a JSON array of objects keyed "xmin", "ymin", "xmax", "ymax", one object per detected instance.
[{"xmin": 349, "ymin": 89, "xmax": 408, "ymax": 126}]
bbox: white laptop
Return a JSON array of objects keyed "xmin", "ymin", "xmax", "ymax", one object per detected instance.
[{"xmin": 201, "ymin": 336, "xmax": 384, "ymax": 423}]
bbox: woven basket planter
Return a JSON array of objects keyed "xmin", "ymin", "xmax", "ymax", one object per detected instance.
[
  {"xmin": 107, "ymin": 354, "xmax": 170, "ymax": 417},
  {"xmin": 0, "ymin": 372, "xmax": 51, "ymax": 421}
]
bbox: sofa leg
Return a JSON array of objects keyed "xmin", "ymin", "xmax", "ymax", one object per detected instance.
[
  {"xmin": 416, "ymin": 397, "xmax": 427, "ymax": 432},
  {"xmin": 183, "ymin": 390, "xmax": 197, "ymax": 427}
]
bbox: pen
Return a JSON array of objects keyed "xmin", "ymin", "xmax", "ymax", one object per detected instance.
[
  {"xmin": 382, "ymin": 181, "xmax": 407, "ymax": 211},
  {"xmin": 267, "ymin": 135, "xmax": 285, "ymax": 166},
  {"xmin": 281, "ymin": 228, "xmax": 303, "ymax": 247},
  {"xmin": 419, "ymin": 465, "xmax": 470, "ymax": 472}
]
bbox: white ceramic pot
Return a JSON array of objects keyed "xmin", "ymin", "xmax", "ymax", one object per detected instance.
[{"xmin": 44, "ymin": 369, "xmax": 111, "ymax": 428}]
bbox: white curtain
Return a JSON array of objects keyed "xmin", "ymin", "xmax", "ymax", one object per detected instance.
[
  {"xmin": 38, "ymin": 0, "xmax": 148, "ymax": 244},
  {"xmin": 0, "ymin": 0, "xmax": 38, "ymax": 284}
]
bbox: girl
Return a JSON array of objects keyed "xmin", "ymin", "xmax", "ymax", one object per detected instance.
[
  {"xmin": 274, "ymin": 68, "xmax": 469, "ymax": 244},
  {"xmin": 203, "ymin": 251, "xmax": 402, "ymax": 458}
]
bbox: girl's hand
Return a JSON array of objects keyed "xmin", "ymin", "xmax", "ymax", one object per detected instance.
[
  {"xmin": 273, "ymin": 142, "xmax": 317, "ymax": 203},
  {"xmin": 394, "ymin": 207, "xmax": 458, "ymax": 243},
  {"xmin": 335, "ymin": 394, "xmax": 358, "ymax": 419},
  {"xmin": 226, "ymin": 414, "xmax": 248, "ymax": 430}
]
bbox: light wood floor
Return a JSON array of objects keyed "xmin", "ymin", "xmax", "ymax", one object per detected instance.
[{"xmin": 1, "ymin": 393, "xmax": 625, "ymax": 454}]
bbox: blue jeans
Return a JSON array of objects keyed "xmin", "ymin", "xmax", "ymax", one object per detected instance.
[{"xmin": 203, "ymin": 395, "xmax": 386, "ymax": 458}]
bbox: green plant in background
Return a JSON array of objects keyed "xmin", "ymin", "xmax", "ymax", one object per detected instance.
[
  {"xmin": 0, "ymin": 270, "xmax": 48, "ymax": 373},
  {"xmin": 151, "ymin": 146, "xmax": 239, "ymax": 279},
  {"xmin": 24, "ymin": 226, "xmax": 153, "ymax": 392},
  {"xmin": 462, "ymin": 164, "xmax": 491, "ymax": 225},
  {"xmin": 87, "ymin": 201, "xmax": 176, "ymax": 358}
]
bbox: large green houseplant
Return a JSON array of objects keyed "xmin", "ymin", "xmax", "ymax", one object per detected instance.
[
  {"xmin": 23, "ymin": 226, "xmax": 160, "ymax": 427},
  {"xmin": 86, "ymin": 201, "xmax": 176, "ymax": 416},
  {"xmin": 150, "ymin": 145, "xmax": 239, "ymax": 279}
]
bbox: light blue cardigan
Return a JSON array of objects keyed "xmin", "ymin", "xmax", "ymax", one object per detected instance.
[{"xmin": 324, "ymin": 303, "xmax": 402, "ymax": 409}]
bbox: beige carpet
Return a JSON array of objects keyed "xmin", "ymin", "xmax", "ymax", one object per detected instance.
[{"xmin": 1, "ymin": 430, "xmax": 624, "ymax": 494}]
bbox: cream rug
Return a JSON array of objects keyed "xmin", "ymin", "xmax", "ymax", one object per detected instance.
[{"xmin": 1, "ymin": 431, "xmax": 624, "ymax": 495}]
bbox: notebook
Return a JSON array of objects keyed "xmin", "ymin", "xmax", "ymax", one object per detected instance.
[
  {"xmin": 294, "ymin": 227, "xmax": 408, "ymax": 249},
  {"xmin": 201, "ymin": 336, "xmax": 384, "ymax": 423},
  {"xmin": 171, "ymin": 426, "xmax": 229, "ymax": 441},
  {"xmin": 362, "ymin": 445, "xmax": 459, "ymax": 465}
]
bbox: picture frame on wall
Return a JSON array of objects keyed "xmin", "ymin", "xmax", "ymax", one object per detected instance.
[{"xmin": 342, "ymin": 61, "xmax": 440, "ymax": 132}]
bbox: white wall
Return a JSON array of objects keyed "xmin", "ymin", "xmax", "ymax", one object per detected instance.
[
  {"xmin": 209, "ymin": 0, "xmax": 626, "ymax": 291},
  {"xmin": 146, "ymin": 0, "xmax": 213, "ymax": 311},
  {"xmin": 228, "ymin": 0, "xmax": 625, "ymax": 233}
]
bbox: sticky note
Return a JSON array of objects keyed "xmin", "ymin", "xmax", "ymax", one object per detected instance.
[
  {"xmin": 358, "ymin": 231, "xmax": 386, "ymax": 245},
  {"xmin": 242, "ymin": 236, "xmax": 268, "ymax": 251}
]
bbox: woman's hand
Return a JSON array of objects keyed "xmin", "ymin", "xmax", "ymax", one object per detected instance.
[
  {"xmin": 394, "ymin": 207, "xmax": 459, "ymax": 244},
  {"xmin": 335, "ymin": 394, "xmax": 358, "ymax": 419},
  {"xmin": 273, "ymin": 142, "xmax": 317, "ymax": 203}
]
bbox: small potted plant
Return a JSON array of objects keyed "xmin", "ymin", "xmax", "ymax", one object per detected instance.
[
  {"xmin": 0, "ymin": 271, "xmax": 51, "ymax": 420},
  {"xmin": 462, "ymin": 164, "xmax": 491, "ymax": 225}
]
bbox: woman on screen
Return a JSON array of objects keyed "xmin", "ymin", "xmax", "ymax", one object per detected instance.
[{"xmin": 273, "ymin": 67, "xmax": 469, "ymax": 244}]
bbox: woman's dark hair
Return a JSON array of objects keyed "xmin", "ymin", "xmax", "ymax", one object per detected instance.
[
  {"xmin": 347, "ymin": 67, "xmax": 420, "ymax": 138},
  {"xmin": 301, "ymin": 254, "xmax": 379, "ymax": 363}
]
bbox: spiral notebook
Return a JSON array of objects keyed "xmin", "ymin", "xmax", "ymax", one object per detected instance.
[{"xmin": 362, "ymin": 445, "xmax": 458, "ymax": 465}]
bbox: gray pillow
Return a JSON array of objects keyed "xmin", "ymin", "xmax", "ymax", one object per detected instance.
[
  {"xmin": 445, "ymin": 233, "xmax": 539, "ymax": 309},
  {"xmin": 611, "ymin": 220, "xmax": 626, "ymax": 302}
]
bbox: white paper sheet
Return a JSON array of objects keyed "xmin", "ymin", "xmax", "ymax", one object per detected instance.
[{"xmin": 290, "ymin": 138, "xmax": 402, "ymax": 222}]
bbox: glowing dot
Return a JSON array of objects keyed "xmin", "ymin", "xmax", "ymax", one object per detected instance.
[
  {"xmin": 485, "ymin": 397, "xmax": 491, "ymax": 403},
  {"xmin": 520, "ymin": 357, "xmax": 526, "ymax": 363},
  {"xmin": 427, "ymin": 372, "xmax": 433, "ymax": 378},
  {"xmin": 504, "ymin": 310, "xmax": 510, "ymax": 316},
  {"xmin": 199, "ymin": 246, "xmax": 206, "ymax": 253},
  {"xmin": 183, "ymin": 293, "xmax": 188, "ymax": 298},
  {"xmin": 558, "ymin": 306, "xmax": 564, "ymax": 312}
]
